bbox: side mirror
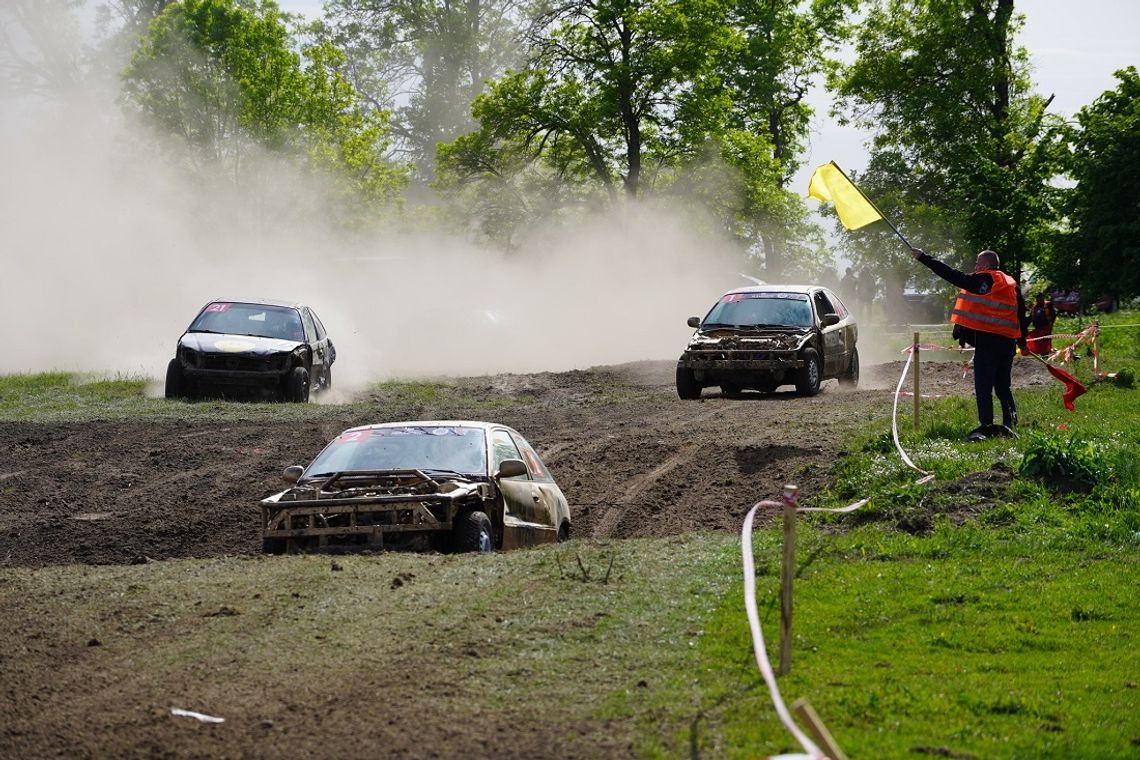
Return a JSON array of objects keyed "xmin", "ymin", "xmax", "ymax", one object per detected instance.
[
  {"xmin": 821, "ymin": 313, "xmax": 841, "ymax": 327},
  {"xmin": 494, "ymin": 458, "xmax": 528, "ymax": 479},
  {"xmin": 283, "ymin": 465, "xmax": 305, "ymax": 484},
  {"xmin": 687, "ymin": 316, "xmax": 701, "ymax": 328}
]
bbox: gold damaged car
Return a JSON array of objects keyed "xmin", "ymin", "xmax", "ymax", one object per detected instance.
[{"xmin": 260, "ymin": 421, "xmax": 571, "ymax": 554}]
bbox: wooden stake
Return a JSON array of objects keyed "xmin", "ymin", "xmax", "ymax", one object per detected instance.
[
  {"xmin": 778, "ymin": 485, "xmax": 798, "ymax": 675},
  {"xmin": 792, "ymin": 698, "xmax": 849, "ymax": 760},
  {"xmin": 913, "ymin": 331, "xmax": 920, "ymax": 432}
]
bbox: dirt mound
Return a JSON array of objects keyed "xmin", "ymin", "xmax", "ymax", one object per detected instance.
[{"xmin": 0, "ymin": 359, "xmax": 1050, "ymax": 568}]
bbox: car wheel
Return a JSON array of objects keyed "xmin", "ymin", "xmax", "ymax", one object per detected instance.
[
  {"xmin": 839, "ymin": 347, "xmax": 860, "ymax": 387},
  {"xmin": 558, "ymin": 522, "xmax": 570, "ymax": 542},
  {"xmin": 164, "ymin": 359, "xmax": 184, "ymax": 399},
  {"xmin": 795, "ymin": 347, "xmax": 822, "ymax": 396},
  {"xmin": 676, "ymin": 367, "xmax": 701, "ymax": 400},
  {"xmin": 322, "ymin": 366, "xmax": 332, "ymax": 392},
  {"xmin": 261, "ymin": 537, "xmax": 286, "ymax": 555},
  {"xmin": 285, "ymin": 366, "xmax": 310, "ymax": 403},
  {"xmin": 452, "ymin": 510, "xmax": 494, "ymax": 553}
]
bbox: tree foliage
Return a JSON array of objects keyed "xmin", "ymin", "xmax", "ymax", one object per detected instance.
[
  {"xmin": 122, "ymin": 0, "xmax": 406, "ymax": 216},
  {"xmin": 831, "ymin": 0, "xmax": 1066, "ymax": 285},
  {"xmin": 1047, "ymin": 67, "xmax": 1140, "ymax": 301},
  {"xmin": 437, "ymin": 0, "xmax": 854, "ymax": 266},
  {"xmin": 318, "ymin": 0, "xmax": 530, "ymax": 179}
]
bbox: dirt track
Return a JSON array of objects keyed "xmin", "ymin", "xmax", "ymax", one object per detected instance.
[{"xmin": 0, "ymin": 359, "xmax": 1053, "ymax": 569}]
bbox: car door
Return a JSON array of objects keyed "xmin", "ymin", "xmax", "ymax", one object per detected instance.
[
  {"xmin": 301, "ymin": 308, "xmax": 327, "ymax": 381},
  {"xmin": 509, "ymin": 432, "xmax": 563, "ymax": 535},
  {"xmin": 490, "ymin": 429, "xmax": 549, "ymax": 548},
  {"xmin": 814, "ymin": 289, "xmax": 848, "ymax": 376}
]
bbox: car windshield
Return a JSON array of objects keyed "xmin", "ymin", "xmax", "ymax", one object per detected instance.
[
  {"xmin": 703, "ymin": 293, "xmax": 812, "ymax": 328},
  {"xmin": 304, "ymin": 426, "xmax": 488, "ymax": 476},
  {"xmin": 189, "ymin": 303, "xmax": 305, "ymax": 342}
]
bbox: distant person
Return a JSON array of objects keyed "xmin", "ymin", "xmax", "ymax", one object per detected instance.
[
  {"xmin": 856, "ymin": 267, "xmax": 875, "ymax": 321},
  {"xmin": 909, "ymin": 247, "xmax": 1029, "ymax": 441},
  {"xmin": 840, "ymin": 267, "xmax": 857, "ymax": 306},
  {"xmin": 1027, "ymin": 293, "xmax": 1057, "ymax": 355}
]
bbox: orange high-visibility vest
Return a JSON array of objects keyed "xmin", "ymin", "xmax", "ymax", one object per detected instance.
[{"xmin": 949, "ymin": 270, "xmax": 1022, "ymax": 339}]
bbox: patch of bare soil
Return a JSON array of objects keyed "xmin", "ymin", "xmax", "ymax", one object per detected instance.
[
  {"xmin": 0, "ymin": 358, "xmax": 1051, "ymax": 758},
  {"xmin": 0, "ymin": 358, "xmax": 1050, "ymax": 568}
]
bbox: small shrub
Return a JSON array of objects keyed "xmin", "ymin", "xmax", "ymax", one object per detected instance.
[
  {"xmin": 1018, "ymin": 432, "xmax": 1104, "ymax": 489},
  {"xmin": 1112, "ymin": 366, "xmax": 1135, "ymax": 388}
]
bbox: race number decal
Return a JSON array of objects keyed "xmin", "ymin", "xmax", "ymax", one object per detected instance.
[{"xmin": 204, "ymin": 303, "xmax": 231, "ymax": 313}]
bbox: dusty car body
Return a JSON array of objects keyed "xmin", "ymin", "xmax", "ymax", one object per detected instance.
[
  {"xmin": 676, "ymin": 285, "xmax": 859, "ymax": 398},
  {"xmin": 165, "ymin": 298, "xmax": 335, "ymax": 402},
  {"xmin": 260, "ymin": 421, "xmax": 571, "ymax": 554}
]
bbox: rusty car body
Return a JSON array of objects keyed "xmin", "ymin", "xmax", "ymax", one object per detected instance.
[
  {"xmin": 676, "ymin": 285, "xmax": 859, "ymax": 398},
  {"xmin": 260, "ymin": 421, "xmax": 571, "ymax": 554},
  {"xmin": 166, "ymin": 298, "xmax": 335, "ymax": 403}
]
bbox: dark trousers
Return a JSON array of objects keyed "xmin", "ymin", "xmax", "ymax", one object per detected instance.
[{"xmin": 971, "ymin": 332, "xmax": 1017, "ymax": 427}]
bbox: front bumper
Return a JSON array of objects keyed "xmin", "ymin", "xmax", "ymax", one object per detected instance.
[
  {"xmin": 181, "ymin": 354, "xmax": 291, "ymax": 388},
  {"xmin": 261, "ymin": 472, "xmax": 492, "ymax": 550},
  {"xmin": 678, "ymin": 350, "xmax": 804, "ymax": 371}
]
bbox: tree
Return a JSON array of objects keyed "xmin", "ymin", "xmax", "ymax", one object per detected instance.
[
  {"xmin": 318, "ymin": 0, "xmax": 530, "ymax": 179},
  {"xmin": 1046, "ymin": 67, "xmax": 1140, "ymax": 302},
  {"xmin": 723, "ymin": 0, "xmax": 856, "ymax": 277},
  {"xmin": 831, "ymin": 0, "xmax": 1066, "ymax": 282},
  {"xmin": 121, "ymin": 0, "xmax": 406, "ymax": 216},
  {"xmin": 0, "ymin": 0, "xmax": 87, "ymax": 98}
]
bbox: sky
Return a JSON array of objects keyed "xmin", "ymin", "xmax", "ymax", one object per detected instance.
[{"xmin": 276, "ymin": 0, "xmax": 1140, "ymax": 196}]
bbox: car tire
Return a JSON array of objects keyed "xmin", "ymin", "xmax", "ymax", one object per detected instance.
[
  {"xmin": 558, "ymin": 522, "xmax": 570, "ymax": 542},
  {"xmin": 452, "ymin": 510, "xmax": 494, "ymax": 553},
  {"xmin": 839, "ymin": 347, "xmax": 860, "ymax": 387},
  {"xmin": 285, "ymin": 366, "xmax": 310, "ymax": 403},
  {"xmin": 676, "ymin": 367, "xmax": 701, "ymax": 400},
  {"xmin": 795, "ymin": 347, "xmax": 822, "ymax": 396},
  {"xmin": 322, "ymin": 366, "xmax": 332, "ymax": 392},
  {"xmin": 165, "ymin": 359, "xmax": 184, "ymax": 399}
]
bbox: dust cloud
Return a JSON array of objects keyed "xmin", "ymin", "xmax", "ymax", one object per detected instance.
[{"xmin": 0, "ymin": 90, "xmax": 747, "ymax": 392}]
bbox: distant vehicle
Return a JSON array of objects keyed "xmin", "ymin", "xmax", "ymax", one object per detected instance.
[
  {"xmin": 165, "ymin": 298, "xmax": 335, "ymax": 402},
  {"xmin": 1051, "ymin": 290, "xmax": 1118, "ymax": 315},
  {"xmin": 260, "ymin": 421, "xmax": 571, "ymax": 554},
  {"xmin": 676, "ymin": 285, "xmax": 859, "ymax": 399}
]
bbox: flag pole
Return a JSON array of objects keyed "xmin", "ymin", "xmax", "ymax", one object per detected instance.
[{"xmin": 829, "ymin": 161, "xmax": 912, "ymax": 250}]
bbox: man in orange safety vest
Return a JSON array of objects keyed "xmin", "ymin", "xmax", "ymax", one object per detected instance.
[{"xmin": 910, "ymin": 247, "xmax": 1029, "ymax": 441}]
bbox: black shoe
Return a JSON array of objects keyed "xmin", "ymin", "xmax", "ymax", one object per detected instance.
[
  {"xmin": 986, "ymin": 424, "xmax": 1017, "ymax": 438},
  {"xmin": 966, "ymin": 426, "xmax": 988, "ymax": 442}
]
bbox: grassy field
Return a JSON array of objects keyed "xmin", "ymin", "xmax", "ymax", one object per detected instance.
[{"xmin": 1, "ymin": 311, "xmax": 1138, "ymax": 758}]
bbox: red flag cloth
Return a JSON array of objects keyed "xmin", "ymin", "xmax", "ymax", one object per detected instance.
[{"xmin": 1046, "ymin": 363, "xmax": 1087, "ymax": 410}]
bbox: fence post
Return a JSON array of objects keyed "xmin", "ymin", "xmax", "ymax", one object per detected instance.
[
  {"xmin": 913, "ymin": 331, "xmax": 920, "ymax": 432},
  {"xmin": 778, "ymin": 484, "xmax": 798, "ymax": 675}
]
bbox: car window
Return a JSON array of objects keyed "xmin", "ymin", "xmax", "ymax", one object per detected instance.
[
  {"xmin": 822, "ymin": 289, "xmax": 849, "ymax": 318},
  {"xmin": 814, "ymin": 291, "xmax": 837, "ymax": 318},
  {"xmin": 511, "ymin": 433, "xmax": 552, "ymax": 482},
  {"xmin": 190, "ymin": 303, "xmax": 304, "ymax": 341},
  {"xmin": 705, "ymin": 293, "xmax": 812, "ymax": 328},
  {"xmin": 311, "ymin": 310, "xmax": 328, "ymax": 341},
  {"xmin": 491, "ymin": 429, "xmax": 529, "ymax": 479},
  {"xmin": 301, "ymin": 309, "xmax": 318, "ymax": 343},
  {"xmin": 306, "ymin": 426, "xmax": 487, "ymax": 475}
]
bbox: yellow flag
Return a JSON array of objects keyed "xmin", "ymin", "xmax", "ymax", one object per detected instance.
[{"xmin": 807, "ymin": 161, "xmax": 883, "ymax": 230}]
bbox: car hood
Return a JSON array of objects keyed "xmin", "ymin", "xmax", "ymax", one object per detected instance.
[
  {"xmin": 180, "ymin": 332, "xmax": 302, "ymax": 356},
  {"xmin": 686, "ymin": 326, "xmax": 810, "ymax": 351},
  {"xmin": 262, "ymin": 470, "xmax": 488, "ymax": 505}
]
